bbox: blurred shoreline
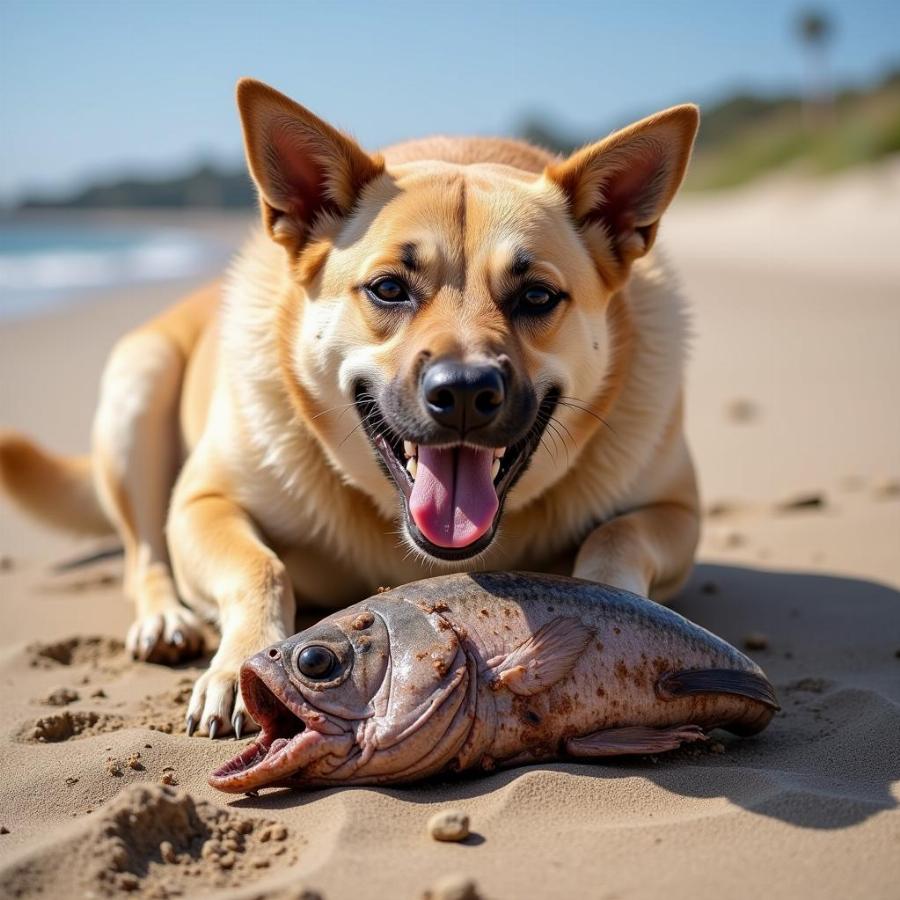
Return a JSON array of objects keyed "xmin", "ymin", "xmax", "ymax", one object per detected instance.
[{"xmin": 0, "ymin": 210, "xmax": 253, "ymax": 322}]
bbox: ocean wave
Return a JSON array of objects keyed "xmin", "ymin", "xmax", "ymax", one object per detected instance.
[{"xmin": 0, "ymin": 227, "xmax": 228, "ymax": 320}]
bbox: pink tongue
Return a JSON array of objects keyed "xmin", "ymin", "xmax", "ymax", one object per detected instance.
[{"xmin": 408, "ymin": 446, "xmax": 499, "ymax": 549}]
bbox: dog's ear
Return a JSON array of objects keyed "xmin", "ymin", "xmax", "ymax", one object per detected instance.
[
  {"xmin": 546, "ymin": 105, "xmax": 699, "ymax": 286},
  {"xmin": 236, "ymin": 78, "xmax": 384, "ymax": 252}
]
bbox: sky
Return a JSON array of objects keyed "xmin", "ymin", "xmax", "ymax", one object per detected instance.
[{"xmin": 1, "ymin": 0, "xmax": 898, "ymax": 202}]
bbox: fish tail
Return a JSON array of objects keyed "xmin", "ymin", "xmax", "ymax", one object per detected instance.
[{"xmin": 656, "ymin": 667, "xmax": 780, "ymax": 736}]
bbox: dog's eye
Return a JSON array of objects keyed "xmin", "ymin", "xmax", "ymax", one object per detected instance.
[
  {"xmin": 368, "ymin": 277, "xmax": 410, "ymax": 304},
  {"xmin": 517, "ymin": 284, "xmax": 562, "ymax": 315},
  {"xmin": 296, "ymin": 645, "xmax": 337, "ymax": 679}
]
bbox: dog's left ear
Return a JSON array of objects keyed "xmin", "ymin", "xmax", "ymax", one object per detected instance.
[
  {"xmin": 236, "ymin": 78, "xmax": 384, "ymax": 253},
  {"xmin": 546, "ymin": 104, "xmax": 699, "ymax": 286}
]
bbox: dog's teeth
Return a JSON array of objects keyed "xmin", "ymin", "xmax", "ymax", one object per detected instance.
[
  {"xmin": 406, "ymin": 457, "xmax": 418, "ymax": 480},
  {"xmin": 494, "ymin": 447, "xmax": 507, "ymax": 459},
  {"xmin": 491, "ymin": 458, "xmax": 501, "ymax": 480},
  {"xmin": 403, "ymin": 441, "xmax": 417, "ymax": 459}
]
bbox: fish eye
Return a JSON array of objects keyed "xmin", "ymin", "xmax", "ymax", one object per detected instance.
[
  {"xmin": 367, "ymin": 277, "xmax": 410, "ymax": 305},
  {"xmin": 296, "ymin": 645, "xmax": 337, "ymax": 679}
]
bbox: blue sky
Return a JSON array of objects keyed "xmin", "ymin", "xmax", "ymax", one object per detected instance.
[{"xmin": 1, "ymin": 0, "xmax": 898, "ymax": 201}]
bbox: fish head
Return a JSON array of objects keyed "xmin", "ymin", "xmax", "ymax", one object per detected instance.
[{"xmin": 209, "ymin": 596, "xmax": 470, "ymax": 792}]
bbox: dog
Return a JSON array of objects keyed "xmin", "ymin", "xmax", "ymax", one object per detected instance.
[{"xmin": 0, "ymin": 79, "xmax": 701, "ymax": 739}]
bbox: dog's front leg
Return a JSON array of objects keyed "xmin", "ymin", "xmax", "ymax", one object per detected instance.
[
  {"xmin": 168, "ymin": 487, "xmax": 295, "ymax": 739},
  {"xmin": 573, "ymin": 501, "xmax": 700, "ymax": 601}
]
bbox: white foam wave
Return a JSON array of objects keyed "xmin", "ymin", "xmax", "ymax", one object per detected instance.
[{"xmin": 0, "ymin": 229, "xmax": 226, "ymax": 320}]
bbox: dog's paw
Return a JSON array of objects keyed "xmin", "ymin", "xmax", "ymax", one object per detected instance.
[
  {"xmin": 185, "ymin": 648, "xmax": 261, "ymax": 740},
  {"xmin": 126, "ymin": 606, "xmax": 205, "ymax": 665}
]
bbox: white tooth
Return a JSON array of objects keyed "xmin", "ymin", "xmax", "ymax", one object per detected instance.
[
  {"xmin": 407, "ymin": 457, "xmax": 418, "ymax": 480},
  {"xmin": 494, "ymin": 447, "xmax": 507, "ymax": 459},
  {"xmin": 491, "ymin": 458, "xmax": 501, "ymax": 480},
  {"xmin": 404, "ymin": 441, "xmax": 416, "ymax": 459}
]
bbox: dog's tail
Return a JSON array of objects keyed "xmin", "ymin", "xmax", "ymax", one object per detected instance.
[{"xmin": 0, "ymin": 432, "xmax": 113, "ymax": 536}]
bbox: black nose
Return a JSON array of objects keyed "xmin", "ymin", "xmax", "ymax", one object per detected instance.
[{"xmin": 422, "ymin": 360, "xmax": 506, "ymax": 434}]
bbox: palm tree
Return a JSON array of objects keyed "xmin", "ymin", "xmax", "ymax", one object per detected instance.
[{"xmin": 796, "ymin": 9, "xmax": 834, "ymax": 124}]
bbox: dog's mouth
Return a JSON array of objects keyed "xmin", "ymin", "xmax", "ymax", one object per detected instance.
[{"xmin": 354, "ymin": 384, "xmax": 558, "ymax": 561}]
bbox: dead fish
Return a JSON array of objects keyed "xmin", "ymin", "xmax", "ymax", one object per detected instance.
[{"xmin": 209, "ymin": 572, "xmax": 778, "ymax": 793}]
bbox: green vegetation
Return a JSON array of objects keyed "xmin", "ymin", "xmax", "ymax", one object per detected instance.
[
  {"xmin": 521, "ymin": 68, "xmax": 900, "ymax": 192},
  {"xmin": 687, "ymin": 69, "xmax": 900, "ymax": 189},
  {"xmin": 19, "ymin": 163, "xmax": 256, "ymax": 210}
]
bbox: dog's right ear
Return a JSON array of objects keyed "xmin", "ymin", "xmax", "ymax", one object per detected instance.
[{"xmin": 236, "ymin": 78, "xmax": 384, "ymax": 253}]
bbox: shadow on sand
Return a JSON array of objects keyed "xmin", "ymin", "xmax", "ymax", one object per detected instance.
[{"xmin": 231, "ymin": 563, "xmax": 900, "ymax": 831}]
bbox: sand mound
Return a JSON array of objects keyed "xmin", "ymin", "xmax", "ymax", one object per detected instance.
[
  {"xmin": 1, "ymin": 784, "xmax": 300, "ymax": 899},
  {"xmin": 22, "ymin": 709, "xmax": 124, "ymax": 742},
  {"xmin": 27, "ymin": 635, "xmax": 124, "ymax": 669}
]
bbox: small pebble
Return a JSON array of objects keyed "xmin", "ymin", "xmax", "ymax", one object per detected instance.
[
  {"xmin": 423, "ymin": 875, "xmax": 481, "ymax": 900},
  {"xmin": 0, "ymin": 826, "xmax": 9, "ymax": 835},
  {"xmin": 65, "ymin": 777, "xmax": 79, "ymax": 786},
  {"xmin": 0, "ymin": 556, "xmax": 13, "ymax": 572},
  {"xmin": 45, "ymin": 687, "xmax": 79, "ymax": 706},
  {"xmin": 725, "ymin": 398, "xmax": 758, "ymax": 424},
  {"xmin": 874, "ymin": 478, "xmax": 900, "ymax": 499},
  {"xmin": 253, "ymin": 858, "xmax": 270, "ymax": 869},
  {"xmin": 126, "ymin": 752, "xmax": 143, "ymax": 770},
  {"xmin": 223, "ymin": 838, "xmax": 239, "ymax": 852},
  {"xmin": 710, "ymin": 741, "xmax": 726, "ymax": 754},
  {"xmin": 777, "ymin": 492, "xmax": 825, "ymax": 512},
  {"xmin": 271, "ymin": 823, "xmax": 287, "ymax": 841},
  {"xmin": 218, "ymin": 852, "xmax": 236, "ymax": 870},
  {"xmin": 427, "ymin": 809, "xmax": 470, "ymax": 842},
  {"xmin": 161, "ymin": 771, "xmax": 177, "ymax": 786},
  {"xmin": 119, "ymin": 874, "xmax": 139, "ymax": 891},
  {"xmin": 743, "ymin": 632, "xmax": 769, "ymax": 651}
]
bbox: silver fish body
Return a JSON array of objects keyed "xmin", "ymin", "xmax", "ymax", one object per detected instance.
[{"xmin": 210, "ymin": 573, "xmax": 777, "ymax": 793}]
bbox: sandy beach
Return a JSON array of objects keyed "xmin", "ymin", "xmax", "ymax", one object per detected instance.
[{"xmin": 1, "ymin": 170, "xmax": 898, "ymax": 899}]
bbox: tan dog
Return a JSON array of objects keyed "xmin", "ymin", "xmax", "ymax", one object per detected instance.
[{"xmin": 0, "ymin": 79, "xmax": 700, "ymax": 739}]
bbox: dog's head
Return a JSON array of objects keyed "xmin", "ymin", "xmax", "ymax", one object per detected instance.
[{"xmin": 236, "ymin": 79, "xmax": 697, "ymax": 563}]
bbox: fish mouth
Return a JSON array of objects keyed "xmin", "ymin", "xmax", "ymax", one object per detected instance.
[
  {"xmin": 354, "ymin": 383, "xmax": 559, "ymax": 562},
  {"xmin": 208, "ymin": 663, "xmax": 349, "ymax": 794}
]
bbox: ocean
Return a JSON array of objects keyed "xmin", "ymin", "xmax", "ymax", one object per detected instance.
[{"xmin": 0, "ymin": 219, "xmax": 238, "ymax": 321}]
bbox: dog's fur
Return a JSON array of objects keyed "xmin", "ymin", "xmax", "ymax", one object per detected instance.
[{"xmin": 0, "ymin": 80, "xmax": 700, "ymax": 737}]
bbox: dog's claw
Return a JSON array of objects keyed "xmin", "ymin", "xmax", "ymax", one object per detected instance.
[
  {"xmin": 185, "ymin": 715, "xmax": 196, "ymax": 737},
  {"xmin": 232, "ymin": 712, "xmax": 244, "ymax": 741},
  {"xmin": 208, "ymin": 717, "xmax": 220, "ymax": 741}
]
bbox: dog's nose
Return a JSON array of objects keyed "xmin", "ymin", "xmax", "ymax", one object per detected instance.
[{"xmin": 422, "ymin": 360, "xmax": 506, "ymax": 433}]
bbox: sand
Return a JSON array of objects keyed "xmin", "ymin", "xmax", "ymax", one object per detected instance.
[{"xmin": 1, "ymin": 170, "xmax": 899, "ymax": 899}]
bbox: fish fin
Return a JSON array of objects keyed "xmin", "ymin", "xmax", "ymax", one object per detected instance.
[
  {"xmin": 657, "ymin": 668, "xmax": 780, "ymax": 710},
  {"xmin": 566, "ymin": 724, "xmax": 707, "ymax": 757},
  {"xmin": 486, "ymin": 616, "xmax": 592, "ymax": 696}
]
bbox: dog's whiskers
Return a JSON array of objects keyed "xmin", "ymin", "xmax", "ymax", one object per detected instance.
[
  {"xmin": 311, "ymin": 400, "xmax": 360, "ymax": 422},
  {"xmin": 545, "ymin": 419, "xmax": 571, "ymax": 468},
  {"xmin": 557, "ymin": 395, "xmax": 616, "ymax": 435}
]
